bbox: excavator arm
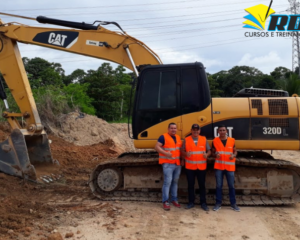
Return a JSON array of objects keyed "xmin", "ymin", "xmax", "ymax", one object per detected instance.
[{"xmin": 0, "ymin": 16, "xmax": 162, "ymax": 181}]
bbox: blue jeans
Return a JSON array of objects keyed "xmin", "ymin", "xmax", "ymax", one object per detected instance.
[
  {"xmin": 162, "ymin": 163, "xmax": 182, "ymax": 203},
  {"xmin": 215, "ymin": 169, "xmax": 236, "ymax": 205}
]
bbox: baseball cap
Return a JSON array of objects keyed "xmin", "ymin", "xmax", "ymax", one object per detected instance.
[{"xmin": 191, "ymin": 124, "xmax": 200, "ymax": 129}]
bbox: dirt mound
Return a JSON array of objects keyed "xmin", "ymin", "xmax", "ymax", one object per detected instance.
[
  {"xmin": 0, "ymin": 126, "xmax": 121, "ymax": 239},
  {"xmin": 49, "ymin": 112, "xmax": 138, "ymax": 154}
]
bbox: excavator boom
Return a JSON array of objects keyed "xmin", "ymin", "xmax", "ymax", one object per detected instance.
[{"xmin": 0, "ymin": 15, "xmax": 161, "ymax": 181}]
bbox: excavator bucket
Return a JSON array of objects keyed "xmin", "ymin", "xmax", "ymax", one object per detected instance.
[{"xmin": 0, "ymin": 129, "xmax": 57, "ymax": 182}]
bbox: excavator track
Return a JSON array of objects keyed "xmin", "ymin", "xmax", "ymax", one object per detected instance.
[{"xmin": 89, "ymin": 151, "xmax": 300, "ymax": 205}]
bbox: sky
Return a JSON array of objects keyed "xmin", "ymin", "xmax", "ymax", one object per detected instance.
[{"xmin": 0, "ymin": 0, "xmax": 295, "ymax": 75}]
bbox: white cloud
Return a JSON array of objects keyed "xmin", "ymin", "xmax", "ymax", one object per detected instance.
[
  {"xmin": 158, "ymin": 50, "xmax": 222, "ymax": 68},
  {"xmin": 238, "ymin": 51, "xmax": 282, "ymax": 74}
]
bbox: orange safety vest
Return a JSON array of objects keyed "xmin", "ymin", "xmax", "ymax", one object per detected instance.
[
  {"xmin": 159, "ymin": 133, "xmax": 182, "ymax": 165},
  {"xmin": 184, "ymin": 135, "xmax": 207, "ymax": 170},
  {"xmin": 213, "ymin": 137, "xmax": 236, "ymax": 171}
]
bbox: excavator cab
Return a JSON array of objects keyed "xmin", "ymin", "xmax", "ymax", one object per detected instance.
[{"xmin": 132, "ymin": 62, "xmax": 211, "ymax": 146}]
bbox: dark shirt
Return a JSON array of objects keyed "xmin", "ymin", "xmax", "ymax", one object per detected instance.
[
  {"xmin": 158, "ymin": 134, "xmax": 176, "ymax": 146},
  {"xmin": 212, "ymin": 139, "xmax": 235, "ymax": 149}
]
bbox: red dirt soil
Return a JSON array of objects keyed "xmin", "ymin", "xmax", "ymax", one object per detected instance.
[{"xmin": 0, "ymin": 127, "xmax": 120, "ymax": 240}]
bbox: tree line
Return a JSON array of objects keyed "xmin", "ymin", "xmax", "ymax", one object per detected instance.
[{"xmin": 1, "ymin": 57, "xmax": 299, "ymax": 122}]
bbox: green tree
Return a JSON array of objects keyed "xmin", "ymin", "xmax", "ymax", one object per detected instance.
[
  {"xmin": 63, "ymin": 83, "xmax": 95, "ymax": 115},
  {"xmin": 256, "ymin": 75, "xmax": 278, "ymax": 89},
  {"xmin": 279, "ymin": 73, "xmax": 300, "ymax": 96},
  {"xmin": 212, "ymin": 66, "xmax": 264, "ymax": 97},
  {"xmin": 270, "ymin": 66, "xmax": 292, "ymax": 80},
  {"xmin": 63, "ymin": 69, "xmax": 87, "ymax": 85},
  {"xmin": 207, "ymin": 74, "xmax": 222, "ymax": 97},
  {"xmin": 22, "ymin": 57, "xmax": 63, "ymax": 87},
  {"xmin": 84, "ymin": 63, "xmax": 120, "ymax": 120}
]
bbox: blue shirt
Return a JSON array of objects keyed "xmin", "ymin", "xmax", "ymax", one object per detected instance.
[{"xmin": 158, "ymin": 134, "xmax": 177, "ymax": 146}]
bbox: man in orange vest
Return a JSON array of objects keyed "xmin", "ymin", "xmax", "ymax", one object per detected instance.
[
  {"xmin": 181, "ymin": 124, "xmax": 211, "ymax": 211},
  {"xmin": 212, "ymin": 125, "xmax": 240, "ymax": 212},
  {"xmin": 155, "ymin": 123, "xmax": 182, "ymax": 211}
]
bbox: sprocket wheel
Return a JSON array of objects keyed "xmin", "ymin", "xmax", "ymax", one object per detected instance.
[{"xmin": 96, "ymin": 168, "xmax": 122, "ymax": 192}]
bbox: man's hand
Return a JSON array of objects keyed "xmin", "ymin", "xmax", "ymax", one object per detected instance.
[
  {"xmin": 215, "ymin": 152, "xmax": 220, "ymax": 159},
  {"xmin": 229, "ymin": 154, "xmax": 236, "ymax": 160},
  {"xmin": 180, "ymin": 159, "xmax": 185, "ymax": 166},
  {"xmin": 203, "ymin": 152, "xmax": 207, "ymax": 159},
  {"xmin": 186, "ymin": 151, "xmax": 192, "ymax": 157},
  {"xmin": 165, "ymin": 151, "xmax": 173, "ymax": 158}
]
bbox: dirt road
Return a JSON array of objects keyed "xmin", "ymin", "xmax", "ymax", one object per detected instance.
[
  {"xmin": 51, "ymin": 201, "xmax": 300, "ymax": 240},
  {"xmin": 0, "ymin": 125, "xmax": 300, "ymax": 240}
]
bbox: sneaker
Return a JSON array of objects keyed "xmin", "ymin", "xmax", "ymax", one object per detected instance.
[
  {"xmin": 201, "ymin": 203, "xmax": 209, "ymax": 211},
  {"xmin": 163, "ymin": 201, "xmax": 170, "ymax": 211},
  {"xmin": 185, "ymin": 203, "xmax": 195, "ymax": 209},
  {"xmin": 213, "ymin": 204, "xmax": 221, "ymax": 211},
  {"xmin": 231, "ymin": 204, "xmax": 240, "ymax": 212},
  {"xmin": 171, "ymin": 201, "xmax": 181, "ymax": 208}
]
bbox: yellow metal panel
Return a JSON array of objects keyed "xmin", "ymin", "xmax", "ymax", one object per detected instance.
[
  {"xmin": 206, "ymin": 140, "xmax": 299, "ymax": 150},
  {"xmin": 134, "ymin": 140, "xmax": 157, "ymax": 149},
  {"xmin": 181, "ymin": 104, "xmax": 212, "ymax": 138},
  {"xmin": 137, "ymin": 116, "xmax": 182, "ymax": 140},
  {"xmin": 236, "ymin": 140, "xmax": 299, "ymax": 150},
  {"xmin": 296, "ymin": 97, "xmax": 300, "ymax": 140},
  {"xmin": 212, "ymin": 98, "xmax": 250, "ymax": 121}
]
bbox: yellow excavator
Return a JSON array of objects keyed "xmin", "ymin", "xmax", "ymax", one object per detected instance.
[{"xmin": 0, "ymin": 14, "xmax": 300, "ymax": 205}]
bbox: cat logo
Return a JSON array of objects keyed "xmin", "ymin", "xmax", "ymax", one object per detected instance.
[
  {"xmin": 33, "ymin": 31, "xmax": 79, "ymax": 49},
  {"xmin": 48, "ymin": 33, "xmax": 68, "ymax": 46},
  {"xmin": 214, "ymin": 127, "xmax": 233, "ymax": 137}
]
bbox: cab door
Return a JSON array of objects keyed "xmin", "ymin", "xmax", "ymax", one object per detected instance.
[
  {"xmin": 133, "ymin": 68, "xmax": 182, "ymax": 144},
  {"xmin": 181, "ymin": 66, "xmax": 211, "ymax": 139}
]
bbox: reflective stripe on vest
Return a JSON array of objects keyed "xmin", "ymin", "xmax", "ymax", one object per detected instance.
[
  {"xmin": 213, "ymin": 137, "xmax": 236, "ymax": 171},
  {"xmin": 159, "ymin": 133, "xmax": 182, "ymax": 165},
  {"xmin": 160, "ymin": 156, "xmax": 180, "ymax": 160},
  {"xmin": 217, "ymin": 151, "xmax": 232, "ymax": 155},
  {"xmin": 215, "ymin": 160, "xmax": 235, "ymax": 165},
  {"xmin": 163, "ymin": 147, "xmax": 181, "ymax": 151},
  {"xmin": 184, "ymin": 135, "xmax": 207, "ymax": 170}
]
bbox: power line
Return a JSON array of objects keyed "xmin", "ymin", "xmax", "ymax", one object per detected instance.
[
  {"xmin": 1, "ymin": 4, "xmax": 288, "ymax": 27},
  {"xmin": 132, "ymin": 24, "xmax": 241, "ymax": 37},
  {"xmin": 3, "ymin": 0, "xmax": 281, "ymax": 12},
  {"xmin": 4, "ymin": 1, "xmax": 285, "ymax": 18},
  {"xmin": 19, "ymin": 36, "xmax": 262, "ymax": 63},
  {"xmin": 157, "ymin": 37, "xmax": 261, "ymax": 53}
]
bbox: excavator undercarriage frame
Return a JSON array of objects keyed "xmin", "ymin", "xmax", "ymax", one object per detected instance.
[{"xmin": 89, "ymin": 151, "xmax": 300, "ymax": 205}]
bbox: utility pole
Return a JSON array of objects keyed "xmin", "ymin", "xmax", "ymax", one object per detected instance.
[{"xmin": 288, "ymin": 0, "xmax": 300, "ymax": 76}]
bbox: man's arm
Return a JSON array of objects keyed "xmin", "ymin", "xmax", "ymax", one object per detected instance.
[
  {"xmin": 180, "ymin": 140, "xmax": 186, "ymax": 166},
  {"xmin": 230, "ymin": 146, "xmax": 238, "ymax": 160},
  {"xmin": 203, "ymin": 140, "xmax": 211, "ymax": 159},
  {"xmin": 155, "ymin": 142, "xmax": 172, "ymax": 158},
  {"xmin": 211, "ymin": 142, "xmax": 220, "ymax": 158}
]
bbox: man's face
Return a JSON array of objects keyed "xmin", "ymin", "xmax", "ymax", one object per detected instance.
[
  {"xmin": 191, "ymin": 128, "xmax": 200, "ymax": 137},
  {"xmin": 168, "ymin": 124, "xmax": 177, "ymax": 136},
  {"xmin": 218, "ymin": 127, "xmax": 227, "ymax": 138}
]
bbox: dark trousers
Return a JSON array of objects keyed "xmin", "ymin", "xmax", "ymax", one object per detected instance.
[{"xmin": 185, "ymin": 168, "xmax": 206, "ymax": 204}]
